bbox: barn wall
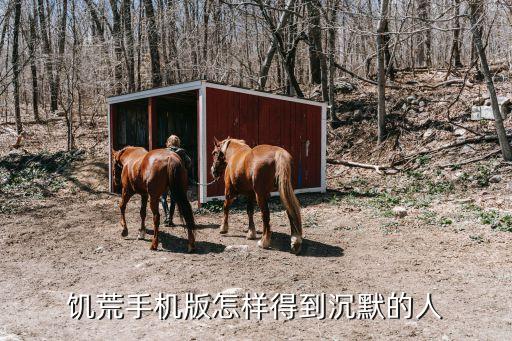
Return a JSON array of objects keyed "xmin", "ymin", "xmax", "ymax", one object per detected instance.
[
  {"xmin": 113, "ymin": 99, "xmax": 149, "ymax": 150},
  {"xmin": 205, "ymin": 87, "xmax": 322, "ymax": 197}
]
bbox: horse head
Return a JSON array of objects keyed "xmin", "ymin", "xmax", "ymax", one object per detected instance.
[
  {"xmin": 112, "ymin": 148, "xmax": 126, "ymax": 188},
  {"xmin": 211, "ymin": 138, "xmax": 229, "ymax": 180}
]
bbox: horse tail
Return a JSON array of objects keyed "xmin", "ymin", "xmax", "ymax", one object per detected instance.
[
  {"xmin": 167, "ymin": 156, "xmax": 196, "ymax": 234},
  {"xmin": 275, "ymin": 149, "xmax": 302, "ymax": 240}
]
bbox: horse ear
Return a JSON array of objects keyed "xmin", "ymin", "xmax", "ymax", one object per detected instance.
[{"xmin": 213, "ymin": 137, "xmax": 219, "ymax": 145}]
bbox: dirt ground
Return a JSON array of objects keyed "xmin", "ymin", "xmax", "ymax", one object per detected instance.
[
  {"xmin": 1, "ymin": 153, "xmax": 512, "ymax": 340},
  {"xmin": 3, "ymin": 75, "xmax": 512, "ymax": 339}
]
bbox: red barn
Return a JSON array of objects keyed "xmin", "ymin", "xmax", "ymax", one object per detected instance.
[{"xmin": 107, "ymin": 80, "xmax": 327, "ymax": 205}]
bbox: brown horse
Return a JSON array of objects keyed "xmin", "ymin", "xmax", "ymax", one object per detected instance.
[
  {"xmin": 112, "ymin": 146, "xmax": 196, "ymax": 252},
  {"xmin": 211, "ymin": 138, "xmax": 303, "ymax": 254}
]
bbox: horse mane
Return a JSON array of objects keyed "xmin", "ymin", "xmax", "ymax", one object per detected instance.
[
  {"xmin": 227, "ymin": 138, "xmax": 246, "ymax": 145},
  {"xmin": 223, "ymin": 138, "xmax": 247, "ymax": 152}
]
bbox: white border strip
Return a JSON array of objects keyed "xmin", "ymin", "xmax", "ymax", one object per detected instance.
[
  {"xmin": 106, "ymin": 80, "xmax": 203, "ymax": 104},
  {"xmin": 199, "ymin": 84, "xmax": 208, "ymax": 204},
  {"xmin": 204, "ymin": 187, "xmax": 324, "ymax": 203},
  {"xmin": 205, "ymin": 82, "xmax": 327, "ymax": 108}
]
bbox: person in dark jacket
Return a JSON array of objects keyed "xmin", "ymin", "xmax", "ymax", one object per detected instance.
[{"xmin": 161, "ymin": 135, "xmax": 192, "ymax": 227}]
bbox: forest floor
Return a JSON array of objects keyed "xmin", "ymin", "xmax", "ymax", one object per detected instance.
[{"xmin": 1, "ymin": 72, "xmax": 512, "ymax": 339}]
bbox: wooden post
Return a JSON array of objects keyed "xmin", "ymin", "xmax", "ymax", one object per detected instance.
[
  {"xmin": 109, "ymin": 104, "xmax": 117, "ymax": 193},
  {"xmin": 196, "ymin": 89, "xmax": 202, "ymax": 207},
  {"xmin": 148, "ymin": 97, "xmax": 157, "ymax": 150}
]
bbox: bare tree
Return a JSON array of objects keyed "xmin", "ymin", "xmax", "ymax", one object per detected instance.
[
  {"xmin": 377, "ymin": 0, "xmax": 390, "ymax": 143},
  {"xmin": 11, "ymin": 0, "xmax": 22, "ymax": 134},
  {"xmin": 469, "ymin": 0, "xmax": 512, "ymax": 160},
  {"xmin": 109, "ymin": 0, "xmax": 124, "ymax": 95},
  {"xmin": 23, "ymin": 8, "xmax": 40, "ymax": 122},
  {"xmin": 256, "ymin": 0, "xmax": 304, "ymax": 97},
  {"xmin": 122, "ymin": 0, "xmax": 135, "ymax": 92},
  {"xmin": 452, "ymin": 0, "xmax": 463, "ymax": 68},
  {"xmin": 257, "ymin": 0, "xmax": 296, "ymax": 90},
  {"xmin": 143, "ymin": 0, "xmax": 162, "ymax": 87},
  {"xmin": 416, "ymin": 0, "xmax": 432, "ymax": 68},
  {"xmin": 37, "ymin": 0, "xmax": 58, "ymax": 112}
]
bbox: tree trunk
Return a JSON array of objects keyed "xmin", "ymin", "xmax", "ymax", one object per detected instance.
[
  {"xmin": 382, "ymin": 12, "xmax": 395, "ymax": 80},
  {"xmin": 122, "ymin": 0, "xmax": 135, "ymax": 92},
  {"xmin": 37, "ymin": 0, "xmax": 58, "ymax": 112},
  {"xmin": 306, "ymin": 0, "xmax": 321, "ymax": 85},
  {"xmin": 377, "ymin": 0, "xmax": 390, "ymax": 143},
  {"xmin": 136, "ymin": 2, "xmax": 143, "ymax": 91},
  {"xmin": 202, "ymin": 0, "xmax": 211, "ymax": 79},
  {"xmin": 143, "ymin": 0, "xmax": 162, "ymax": 87},
  {"xmin": 452, "ymin": 0, "xmax": 462, "ymax": 67},
  {"xmin": 327, "ymin": 0, "xmax": 340, "ymax": 122},
  {"xmin": 109, "ymin": 0, "xmax": 123, "ymax": 95},
  {"xmin": 417, "ymin": 0, "xmax": 431, "ymax": 68},
  {"xmin": 469, "ymin": 1, "xmax": 512, "ymax": 160},
  {"xmin": 25, "ymin": 12, "xmax": 41, "ymax": 122},
  {"xmin": 258, "ymin": 0, "xmax": 295, "ymax": 90},
  {"xmin": 54, "ymin": 0, "xmax": 68, "ymax": 105},
  {"xmin": 12, "ymin": 0, "xmax": 22, "ymax": 134},
  {"xmin": 255, "ymin": 0, "xmax": 303, "ymax": 97}
]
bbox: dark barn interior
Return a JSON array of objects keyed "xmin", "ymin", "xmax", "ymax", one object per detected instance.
[
  {"xmin": 111, "ymin": 90, "xmax": 199, "ymax": 197},
  {"xmin": 114, "ymin": 98, "xmax": 149, "ymax": 150},
  {"xmin": 154, "ymin": 91, "xmax": 198, "ymax": 178}
]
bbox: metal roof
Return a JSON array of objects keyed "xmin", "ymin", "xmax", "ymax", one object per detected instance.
[{"xmin": 106, "ymin": 80, "xmax": 327, "ymax": 107}]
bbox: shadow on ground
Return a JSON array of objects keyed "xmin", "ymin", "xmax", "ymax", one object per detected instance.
[
  {"xmin": 268, "ymin": 232, "xmax": 344, "ymax": 257},
  {"xmin": 145, "ymin": 228, "xmax": 226, "ymax": 254},
  {"xmin": 197, "ymin": 188, "xmax": 376, "ymax": 214}
]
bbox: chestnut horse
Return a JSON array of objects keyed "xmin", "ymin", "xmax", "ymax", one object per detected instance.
[
  {"xmin": 211, "ymin": 138, "xmax": 303, "ymax": 254},
  {"xmin": 112, "ymin": 146, "xmax": 196, "ymax": 252}
]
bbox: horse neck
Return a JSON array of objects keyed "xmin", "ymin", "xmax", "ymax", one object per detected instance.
[
  {"xmin": 119, "ymin": 147, "xmax": 143, "ymax": 166},
  {"xmin": 225, "ymin": 140, "xmax": 248, "ymax": 161}
]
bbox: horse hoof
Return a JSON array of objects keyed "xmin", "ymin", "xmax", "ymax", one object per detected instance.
[
  {"xmin": 246, "ymin": 230, "xmax": 257, "ymax": 240},
  {"xmin": 187, "ymin": 245, "xmax": 196, "ymax": 253},
  {"xmin": 137, "ymin": 231, "xmax": 145, "ymax": 240},
  {"xmin": 150, "ymin": 244, "xmax": 157, "ymax": 251},
  {"xmin": 291, "ymin": 243, "xmax": 302, "ymax": 255},
  {"xmin": 121, "ymin": 228, "xmax": 128, "ymax": 237},
  {"xmin": 219, "ymin": 226, "xmax": 228, "ymax": 234},
  {"xmin": 257, "ymin": 239, "xmax": 270, "ymax": 249}
]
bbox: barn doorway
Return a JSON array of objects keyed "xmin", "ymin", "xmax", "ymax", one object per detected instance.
[{"xmin": 154, "ymin": 90, "xmax": 198, "ymax": 200}]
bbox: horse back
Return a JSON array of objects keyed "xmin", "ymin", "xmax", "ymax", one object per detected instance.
[{"xmin": 227, "ymin": 144, "xmax": 285, "ymax": 194}]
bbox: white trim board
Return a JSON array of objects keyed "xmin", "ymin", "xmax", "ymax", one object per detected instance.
[
  {"xmin": 204, "ymin": 187, "xmax": 325, "ymax": 203},
  {"xmin": 108, "ymin": 105, "xmax": 112, "ymax": 193},
  {"xmin": 320, "ymin": 105, "xmax": 327, "ymax": 193},
  {"xmin": 198, "ymin": 84, "xmax": 208, "ymax": 204},
  {"xmin": 106, "ymin": 80, "xmax": 327, "ymax": 107}
]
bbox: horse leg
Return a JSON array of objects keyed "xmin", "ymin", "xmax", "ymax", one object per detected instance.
[
  {"xmin": 246, "ymin": 194, "xmax": 257, "ymax": 240},
  {"xmin": 119, "ymin": 189, "xmax": 132, "ymax": 237},
  {"xmin": 220, "ymin": 195, "xmax": 235, "ymax": 234},
  {"xmin": 168, "ymin": 196, "xmax": 176, "ymax": 227},
  {"xmin": 138, "ymin": 194, "xmax": 148, "ymax": 240},
  {"xmin": 160, "ymin": 191, "xmax": 169, "ymax": 225},
  {"xmin": 287, "ymin": 211, "xmax": 302, "ymax": 254},
  {"xmin": 149, "ymin": 196, "xmax": 160, "ymax": 250},
  {"xmin": 256, "ymin": 193, "xmax": 271, "ymax": 249},
  {"xmin": 186, "ymin": 225, "xmax": 196, "ymax": 253}
]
